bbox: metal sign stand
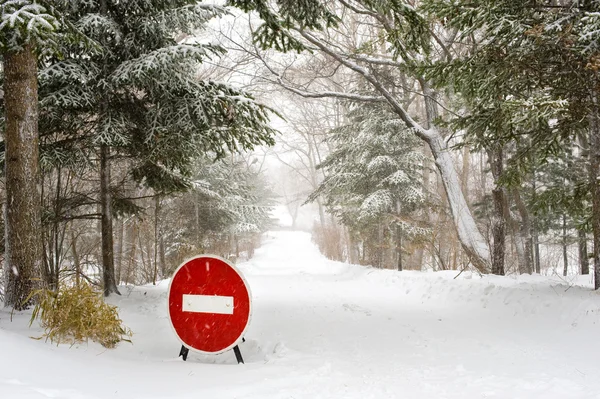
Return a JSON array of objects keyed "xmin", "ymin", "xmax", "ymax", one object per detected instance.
[{"xmin": 178, "ymin": 338, "xmax": 245, "ymax": 364}]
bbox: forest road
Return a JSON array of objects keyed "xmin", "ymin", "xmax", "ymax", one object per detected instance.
[{"xmin": 2, "ymin": 230, "xmax": 600, "ymax": 399}]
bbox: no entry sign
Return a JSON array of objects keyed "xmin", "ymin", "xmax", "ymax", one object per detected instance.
[{"xmin": 168, "ymin": 255, "xmax": 252, "ymax": 354}]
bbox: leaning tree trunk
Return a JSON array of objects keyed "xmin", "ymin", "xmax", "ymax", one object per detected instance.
[
  {"xmin": 3, "ymin": 44, "xmax": 43, "ymax": 309},
  {"xmin": 100, "ymin": 144, "xmax": 120, "ymax": 296},
  {"xmin": 419, "ymin": 81, "xmax": 491, "ymax": 272},
  {"xmin": 294, "ymin": 31, "xmax": 492, "ymax": 272},
  {"xmin": 425, "ymin": 133, "xmax": 491, "ymax": 272}
]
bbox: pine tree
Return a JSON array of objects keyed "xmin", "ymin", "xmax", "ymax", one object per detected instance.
[
  {"xmin": 309, "ymin": 103, "xmax": 429, "ymax": 269},
  {"xmin": 0, "ymin": 1, "xmax": 61, "ymax": 309},
  {"xmin": 424, "ymin": 0, "xmax": 599, "ymax": 285},
  {"xmin": 33, "ymin": 0, "xmax": 276, "ymax": 295},
  {"xmin": 162, "ymin": 155, "xmax": 274, "ymax": 266}
]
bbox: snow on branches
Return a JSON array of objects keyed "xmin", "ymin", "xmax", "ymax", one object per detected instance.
[{"xmin": 0, "ymin": 0, "xmax": 59, "ymax": 50}]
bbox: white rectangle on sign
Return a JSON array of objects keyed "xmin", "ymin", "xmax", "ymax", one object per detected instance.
[{"xmin": 182, "ymin": 294, "xmax": 234, "ymax": 315}]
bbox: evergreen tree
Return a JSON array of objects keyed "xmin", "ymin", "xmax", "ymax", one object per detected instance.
[
  {"xmin": 424, "ymin": 0, "xmax": 599, "ymax": 285},
  {"xmin": 31, "ymin": 0, "xmax": 276, "ymax": 295},
  {"xmin": 163, "ymin": 155, "xmax": 274, "ymax": 267},
  {"xmin": 0, "ymin": 1, "xmax": 61, "ymax": 309},
  {"xmin": 309, "ymin": 103, "xmax": 429, "ymax": 269}
]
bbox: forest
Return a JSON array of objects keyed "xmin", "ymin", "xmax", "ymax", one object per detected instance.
[{"xmin": 1, "ymin": 0, "xmax": 600, "ymax": 344}]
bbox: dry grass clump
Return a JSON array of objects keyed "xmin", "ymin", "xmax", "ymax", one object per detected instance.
[{"xmin": 30, "ymin": 283, "xmax": 132, "ymax": 348}]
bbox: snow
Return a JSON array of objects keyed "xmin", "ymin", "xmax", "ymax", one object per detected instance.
[{"xmin": 2, "ymin": 230, "xmax": 600, "ymax": 398}]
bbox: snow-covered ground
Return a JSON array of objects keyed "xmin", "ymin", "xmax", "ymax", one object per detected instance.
[{"xmin": 2, "ymin": 230, "xmax": 600, "ymax": 398}]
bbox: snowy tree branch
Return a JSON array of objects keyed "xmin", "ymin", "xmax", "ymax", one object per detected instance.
[{"xmin": 296, "ymin": 28, "xmax": 432, "ymax": 140}]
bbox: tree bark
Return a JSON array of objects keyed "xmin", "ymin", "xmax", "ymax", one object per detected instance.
[
  {"xmin": 579, "ymin": 229, "xmax": 589, "ymax": 275},
  {"xmin": 153, "ymin": 195, "xmax": 160, "ymax": 284},
  {"xmin": 489, "ymin": 146, "xmax": 506, "ymax": 276},
  {"xmin": 346, "ymin": 227, "xmax": 359, "ymax": 265},
  {"xmin": 377, "ymin": 222, "xmax": 384, "ymax": 268},
  {"xmin": 428, "ymin": 134, "xmax": 491, "ymax": 273},
  {"xmin": 461, "ymin": 145, "xmax": 470, "ymax": 200},
  {"xmin": 505, "ymin": 201, "xmax": 527, "ymax": 275},
  {"xmin": 512, "ymin": 188, "xmax": 534, "ymax": 274},
  {"xmin": 100, "ymin": 144, "xmax": 120, "ymax": 296},
  {"xmin": 115, "ymin": 217, "xmax": 124, "ymax": 283},
  {"xmin": 531, "ymin": 171, "xmax": 542, "ymax": 274},
  {"xmin": 125, "ymin": 221, "xmax": 138, "ymax": 285},
  {"xmin": 396, "ymin": 200, "xmax": 403, "ymax": 271},
  {"xmin": 420, "ymin": 84, "xmax": 491, "ymax": 272},
  {"xmin": 159, "ymin": 231, "xmax": 167, "ymax": 277},
  {"xmin": 562, "ymin": 214, "xmax": 569, "ymax": 277},
  {"xmin": 70, "ymin": 227, "xmax": 81, "ymax": 288},
  {"xmin": 589, "ymin": 86, "xmax": 600, "ymax": 290},
  {"xmin": 3, "ymin": 45, "xmax": 43, "ymax": 309}
]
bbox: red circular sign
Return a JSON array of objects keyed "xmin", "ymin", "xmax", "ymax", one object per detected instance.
[{"xmin": 168, "ymin": 255, "xmax": 251, "ymax": 354}]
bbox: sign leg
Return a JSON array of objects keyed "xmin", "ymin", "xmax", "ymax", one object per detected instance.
[
  {"xmin": 233, "ymin": 345, "xmax": 244, "ymax": 364},
  {"xmin": 179, "ymin": 345, "xmax": 189, "ymax": 361}
]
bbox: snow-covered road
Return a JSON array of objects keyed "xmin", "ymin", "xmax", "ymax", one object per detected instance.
[{"xmin": 2, "ymin": 230, "xmax": 600, "ymax": 398}]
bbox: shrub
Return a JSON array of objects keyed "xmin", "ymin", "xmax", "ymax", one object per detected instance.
[{"xmin": 30, "ymin": 283, "xmax": 132, "ymax": 348}]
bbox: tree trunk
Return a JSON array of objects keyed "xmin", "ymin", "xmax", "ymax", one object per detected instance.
[
  {"xmin": 562, "ymin": 214, "xmax": 569, "ymax": 277},
  {"xmin": 70, "ymin": 227, "xmax": 81, "ymax": 288},
  {"xmin": 3, "ymin": 45, "xmax": 43, "ymax": 309},
  {"xmin": 579, "ymin": 229, "xmax": 589, "ymax": 275},
  {"xmin": 461, "ymin": 145, "xmax": 470, "ymax": 200},
  {"xmin": 125, "ymin": 222, "xmax": 138, "ymax": 285},
  {"xmin": 346, "ymin": 227, "xmax": 359, "ymax": 265},
  {"xmin": 505, "ymin": 196, "xmax": 527, "ymax": 275},
  {"xmin": 307, "ymin": 136, "xmax": 327, "ymax": 229},
  {"xmin": 489, "ymin": 146, "xmax": 506, "ymax": 276},
  {"xmin": 100, "ymin": 144, "xmax": 120, "ymax": 296},
  {"xmin": 589, "ymin": 87, "xmax": 600, "ymax": 290},
  {"xmin": 396, "ymin": 200, "xmax": 403, "ymax": 271},
  {"xmin": 377, "ymin": 222, "xmax": 384, "ymax": 268},
  {"xmin": 512, "ymin": 189, "xmax": 534, "ymax": 274},
  {"xmin": 531, "ymin": 171, "xmax": 542, "ymax": 274},
  {"xmin": 153, "ymin": 196, "xmax": 160, "ymax": 285},
  {"xmin": 427, "ymin": 135, "xmax": 492, "ymax": 272},
  {"xmin": 419, "ymin": 80, "xmax": 490, "ymax": 272},
  {"xmin": 159, "ymin": 232, "xmax": 167, "ymax": 277},
  {"xmin": 115, "ymin": 217, "xmax": 125, "ymax": 283}
]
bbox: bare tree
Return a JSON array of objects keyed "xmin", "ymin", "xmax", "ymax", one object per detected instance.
[{"xmin": 222, "ymin": 6, "xmax": 491, "ymax": 271}]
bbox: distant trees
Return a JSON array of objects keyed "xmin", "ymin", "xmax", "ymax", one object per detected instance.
[
  {"xmin": 226, "ymin": 0, "xmax": 599, "ymax": 283},
  {"xmin": 161, "ymin": 155, "xmax": 274, "ymax": 270},
  {"xmin": 232, "ymin": 0, "xmax": 493, "ymax": 272},
  {"xmin": 309, "ymin": 103, "xmax": 429, "ymax": 270}
]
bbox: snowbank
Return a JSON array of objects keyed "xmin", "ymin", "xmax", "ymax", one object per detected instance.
[{"xmin": 1, "ymin": 230, "xmax": 599, "ymax": 399}]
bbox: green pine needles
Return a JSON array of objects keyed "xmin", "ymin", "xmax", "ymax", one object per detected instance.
[{"xmin": 38, "ymin": 0, "xmax": 275, "ymax": 194}]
